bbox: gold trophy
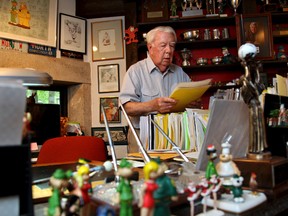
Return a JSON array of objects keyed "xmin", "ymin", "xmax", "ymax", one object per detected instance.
[
  {"xmin": 180, "ymin": 48, "xmax": 192, "ymax": 66},
  {"xmin": 230, "ymin": 0, "xmax": 241, "ymax": 15}
]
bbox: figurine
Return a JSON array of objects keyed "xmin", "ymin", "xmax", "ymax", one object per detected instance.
[
  {"xmin": 277, "ymin": 45, "xmax": 287, "ymax": 60},
  {"xmin": 198, "ymin": 177, "xmax": 212, "ymax": 214},
  {"xmin": 216, "ymin": 138, "xmax": 241, "ymax": 186},
  {"xmin": 205, "ymin": 144, "xmax": 218, "ymax": 180},
  {"xmin": 170, "ymin": 0, "xmax": 179, "ymax": 19},
  {"xmin": 48, "ymin": 169, "xmax": 72, "ymax": 216},
  {"xmin": 278, "ymin": 104, "xmax": 287, "ymax": 126},
  {"xmin": 230, "ymin": 174, "xmax": 244, "ymax": 203},
  {"xmin": 116, "ymin": 158, "xmax": 134, "ymax": 216},
  {"xmin": 249, "ymin": 172, "xmax": 258, "ymax": 195},
  {"xmin": 238, "ymin": 43, "xmax": 268, "ymax": 156},
  {"xmin": 209, "ymin": 175, "xmax": 223, "ymax": 213},
  {"xmin": 222, "ymin": 47, "xmax": 237, "ymax": 64},
  {"xmin": 185, "ymin": 181, "xmax": 201, "ymax": 216},
  {"xmin": 153, "ymin": 158, "xmax": 178, "ymax": 216},
  {"xmin": 138, "ymin": 161, "xmax": 159, "ymax": 216}
]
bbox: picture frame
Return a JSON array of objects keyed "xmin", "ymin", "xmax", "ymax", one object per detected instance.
[
  {"xmin": 91, "ymin": 127, "xmax": 127, "ymax": 145},
  {"xmin": 98, "ymin": 64, "xmax": 120, "ymax": 93},
  {"xmin": 100, "ymin": 97, "xmax": 120, "ymax": 123},
  {"xmin": 236, "ymin": 13, "xmax": 274, "ymax": 60},
  {"xmin": 91, "ymin": 19, "xmax": 124, "ymax": 61},
  {"xmin": 59, "ymin": 13, "xmax": 87, "ymax": 54},
  {"xmin": 0, "ymin": 0, "xmax": 58, "ymax": 47}
]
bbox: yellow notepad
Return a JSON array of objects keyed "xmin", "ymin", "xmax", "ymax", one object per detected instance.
[{"xmin": 169, "ymin": 78, "xmax": 212, "ymax": 112}]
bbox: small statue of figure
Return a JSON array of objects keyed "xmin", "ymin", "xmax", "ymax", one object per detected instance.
[
  {"xmin": 205, "ymin": 144, "xmax": 218, "ymax": 180},
  {"xmin": 249, "ymin": 172, "xmax": 258, "ymax": 195},
  {"xmin": 185, "ymin": 181, "xmax": 201, "ymax": 216},
  {"xmin": 222, "ymin": 47, "xmax": 237, "ymax": 64},
  {"xmin": 238, "ymin": 43, "xmax": 269, "ymax": 157},
  {"xmin": 198, "ymin": 177, "xmax": 213, "ymax": 214},
  {"xmin": 116, "ymin": 159, "xmax": 134, "ymax": 216},
  {"xmin": 170, "ymin": 0, "xmax": 179, "ymax": 19},
  {"xmin": 48, "ymin": 169, "xmax": 72, "ymax": 216},
  {"xmin": 138, "ymin": 161, "xmax": 159, "ymax": 216},
  {"xmin": 217, "ymin": 0, "xmax": 226, "ymax": 14},
  {"xmin": 277, "ymin": 45, "xmax": 287, "ymax": 60},
  {"xmin": 230, "ymin": 174, "xmax": 245, "ymax": 203},
  {"xmin": 153, "ymin": 157, "xmax": 178, "ymax": 216},
  {"xmin": 209, "ymin": 174, "xmax": 223, "ymax": 213},
  {"xmin": 278, "ymin": 104, "xmax": 287, "ymax": 126}
]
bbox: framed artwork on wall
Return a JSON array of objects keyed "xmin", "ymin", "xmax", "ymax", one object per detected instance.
[
  {"xmin": 98, "ymin": 64, "xmax": 120, "ymax": 93},
  {"xmin": 91, "ymin": 127, "xmax": 127, "ymax": 145},
  {"xmin": 59, "ymin": 13, "xmax": 87, "ymax": 54},
  {"xmin": 99, "ymin": 97, "xmax": 120, "ymax": 123},
  {"xmin": 91, "ymin": 19, "xmax": 124, "ymax": 61},
  {"xmin": 0, "ymin": 0, "xmax": 58, "ymax": 47},
  {"xmin": 236, "ymin": 13, "xmax": 274, "ymax": 60}
]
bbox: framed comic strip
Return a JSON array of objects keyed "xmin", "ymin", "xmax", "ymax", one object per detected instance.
[
  {"xmin": 91, "ymin": 19, "xmax": 124, "ymax": 61},
  {"xmin": 91, "ymin": 127, "xmax": 127, "ymax": 145},
  {"xmin": 100, "ymin": 97, "xmax": 120, "ymax": 123},
  {"xmin": 59, "ymin": 13, "xmax": 87, "ymax": 54},
  {"xmin": 98, "ymin": 64, "xmax": 120, "ymax": 93},
  {"xmin": 0, "ymin": 0, "xmax": 57, "ymax": 47},
  {"xmin": 236, "ymin": 13, "xmax": 274, "ymax": 60}
]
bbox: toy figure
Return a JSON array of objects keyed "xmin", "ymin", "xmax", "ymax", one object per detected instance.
[
  {"xmin": 230, "ymin": 174, "xmax": 244, "ymax": 203},
  {"xmin": 170, "ymin": 0, "xmax": 179, "ymax": 19},
  {"xmin": 277, "ymin": 45, "xmax": 287, "ymax": 60},
  {"xmin": 138, "ymin": 161, "xmax": 159, "ymax": 216},
  {"xmin": 205, "ymin": 144, "xmax": 218, "ymax": 180},
  {"xmin": 124, "ymin": 26, "xmax": 138, "ymax": 45},
  {"xmin": 222, "ymin": 47, "xmax": 237, "ymax": 64},
  {"xmin": 216, "ymin": 139, "xmax": 240, "ymax": 186},
  {"xmin": 209, "ymin": 175, "xmax": 223, "ymax": 213},
  {"xmin": 116, "ymin": 158, "xmax": 134, "ymax": 216},
  {"xmin": 153, "ymin": 158, "xmax": 178, "ymax": 216},
  {"xmin": 48, "ymin": 169, "xmax": 72, "ymax": 216},
  {"xmin": 249, "ymin": 172, "xmax": 258, "ymax": 195},
  {"xmin": 185, "ymin": 181, "xmax": 201, "ymax": 216},
  {"xmin": 198, "ymin": 177, "xmax": 212, "ymax": 214}
]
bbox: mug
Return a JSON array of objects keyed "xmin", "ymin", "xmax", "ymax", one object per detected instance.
[
  {"xmin": 203, "ymin": 29, "xmax": 211, "ymax": 40},
  {"xmin": 213, "ymin": 29, "xmax": 220, "ymax": 39},
  {"xmin": 222, "ymin": 28, "xmax": 230, "ymax": 39}
]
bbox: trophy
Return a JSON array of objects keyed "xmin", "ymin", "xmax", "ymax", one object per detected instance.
[
  {"xmin": 180, "ymin": 48, "xmax": 192, "ymax": 66},
  {"xmin": 230, "ymin": 0, "xmax": 241, "ymax": 15}
]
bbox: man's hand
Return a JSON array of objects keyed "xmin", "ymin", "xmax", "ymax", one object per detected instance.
[{"xmin": 153, "ymin": 97, "xmax": 177, "ymax": 113}]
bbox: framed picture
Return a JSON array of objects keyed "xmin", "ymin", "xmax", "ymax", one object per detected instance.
[
  {"xmin": 91, "ymin": 127, "xmax": 127, "ymax": 145},
  {"xmin": 98, "ymin": 64, "xmax": 120, "ymax": 93},
  {"xmin": 91, "ymin": 19, "xmax": 124, "ymax": 61},
  {"xmin": 59, "ymin": 13, "xmax": 87, "ymax": 54},
  {"xmin": 100, "ymin": 97, "xmax": 120, "ymax": 123},
  {"xmin": 0, "ymin": 0, "xmax": 57, "ymax": 47},
  {"xmin": 236, "ymin": 13, "xmax": 274, "ymax": 60}
]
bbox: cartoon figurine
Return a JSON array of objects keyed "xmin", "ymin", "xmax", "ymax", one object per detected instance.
[
  {"xmin": 185, "ymin": 181, "xmax": 201, "ymax": 216},
  {"xmin": 116, "ymin": 158, "xmax": 134, "ymax": 216},
  {"xmin": 198, "ymin": 177, "xmax": 212, "ymax": 214},
  {"xmin": 209, "ymin": 175, "xmax": 223, "ymax": 214},
  {"xmin": 222, "ymin": 47, "xmax": 237, "ymax": 64},
  {"xmin": 124, "ymin": 26, "xmax": 138, "ymax": 45},
  {"xmin": 249, "ymin": 172, "xmax": 258, "ymax": 195},
  {"xmin": 216, "ymin": 139, "xmax": 241, "ymax": 186},
  {"xmin": 153, "ymin": 158, "xmax": 178, "ymax": 216},
  {"xmin": 138, "ymin": 161, "xmax": 159, "ymax": 216},
  {"xmin": 48, "ymin": 169, "xmax": 72, "ymax": 216},
  {"xmin": 230, "ymin": 174, "xmax": 244, "ymax": 203},
  {"xmin": 205, "ymin": 144, "xmax": 218, "ymax": 180},
  {"xmin": 277, "ymin": 45, "xmax": 287, "ymax": 60}
]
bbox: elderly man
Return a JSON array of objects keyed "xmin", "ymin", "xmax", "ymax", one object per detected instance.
[{"xmin": 119, "ymin": 26, "xmax": 191, "ymax": 153}]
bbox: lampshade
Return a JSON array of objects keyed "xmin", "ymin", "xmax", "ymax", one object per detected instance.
[{"xmin": 0, "ymin": 68, "xmax": 53, "ymax": 86}]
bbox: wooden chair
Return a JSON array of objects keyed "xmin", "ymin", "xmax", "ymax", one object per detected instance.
[{"xmin": 36, "ymin": 136, "xmax": 108, "ymax": 164}]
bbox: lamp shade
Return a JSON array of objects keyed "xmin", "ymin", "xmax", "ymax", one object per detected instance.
[{"xmin": 0, "ymin": 68, "xmax": 53, "ymax": 86}]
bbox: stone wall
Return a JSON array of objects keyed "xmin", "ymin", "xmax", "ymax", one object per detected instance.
[{"xmin": 0, "ymin": 50, "xmax": 92, "ymax": 135}]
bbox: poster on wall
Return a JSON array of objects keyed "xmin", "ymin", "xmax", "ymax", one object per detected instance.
[{"xmin": 0, "ymin": 0, "xmax": 58, "ymax": 47}]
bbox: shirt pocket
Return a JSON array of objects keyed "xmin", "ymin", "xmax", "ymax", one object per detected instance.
[{"xmin": 142, "ymin": 88, "xmax": 160, "ymax": 102}]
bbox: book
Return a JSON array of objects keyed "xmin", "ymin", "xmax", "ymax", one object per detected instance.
[{"xmin": 169, "ymin": 78, "xmax": 212, "ymax": 112}]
